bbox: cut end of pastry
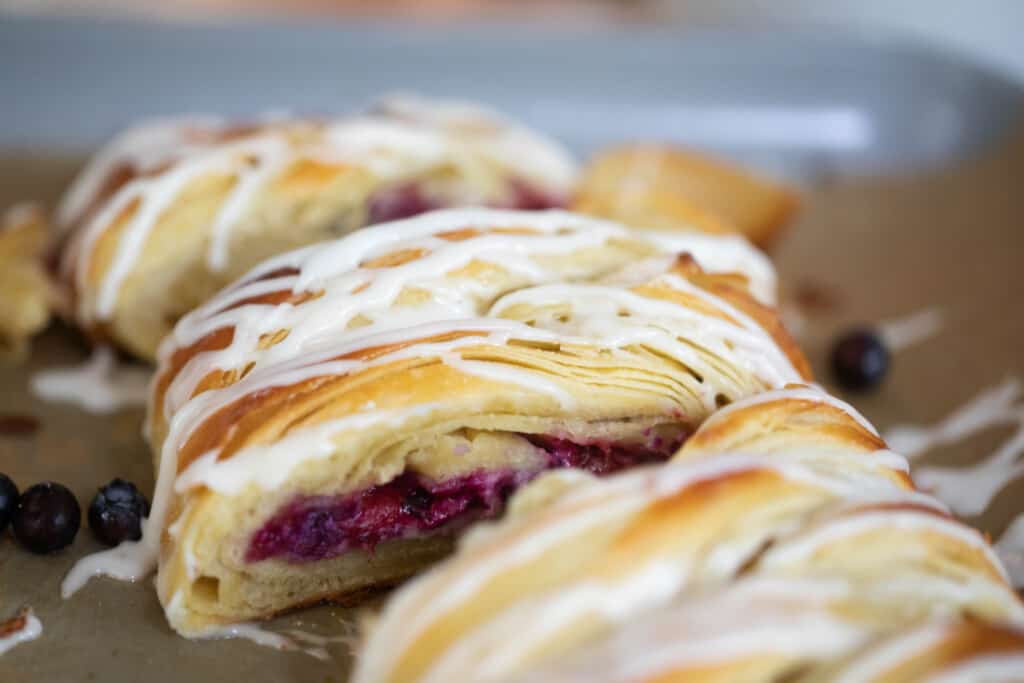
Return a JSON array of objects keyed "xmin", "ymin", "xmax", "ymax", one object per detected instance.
[
  {"xmin": 0, "ymin": 204, "xmax": 56, "ymax": 358},
  {"xmin": 572, "ymin": 144, "xmax": 800, "ymax": 248},
  {"xmin": 160, "ymin": 420, "xmax": 688, "ymax": 636}
]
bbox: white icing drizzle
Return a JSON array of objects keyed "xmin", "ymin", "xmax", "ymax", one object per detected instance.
[
  {"xmin": 885, "ymin": 379, "xmax": 1022, "ymax": 458},
  {"xmin": 30, "ymin": 347, "xmax": 150, "ymax": 414},
  {"xmin": 205, "ymin": 136, "xmax": 291, "ymax": 271},
  {"xmin": 923, "ymin": 653, "xmax": 1024, "ymax": 683},
  {"xmin": 995, "ymin": 516, "xmax": 1024, "ymax": 589},
  {"xmin": 877, "ymin": 306, "xmax": 944, "ymax": 353},
  {"xmin": 525, "ymin": 579, "xmax": 866, "ymax": 683},
  {"xmin": 761, "ymin": 509, "xmax": 1010, "ymax": 586},
  {"xmin": 0, "ymin": 609, "xmax": 42, "ymax": 656},
  {"xmin": 193, "ymin": 622, "xmax": 331, "ymax": 661},
  {"xmin": 833, "ymin": 623, "xmax": 952, "ymax": 683},
  {"xmin": 697, "ymin": 384, "xmax": 881, "ymax": 438},
  {"xmin": 55, "ymin": 116, "xmax": 223, "ymax": 231},
  {"xmin": 59, "ymin": 98, "xmax": 579, "ymax": 321},
  {"xmin": 884, "ymin": 378, "xmax": 1024, "ymax": 517}
]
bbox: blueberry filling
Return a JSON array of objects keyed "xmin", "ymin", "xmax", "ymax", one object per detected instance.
[
  {"xmin": 365, "ymin": 178, "xmax": 564, "ymax": 226},
  {"xmin": 246, "ymin": 432, "xmax": 684, "ymax": 564}
]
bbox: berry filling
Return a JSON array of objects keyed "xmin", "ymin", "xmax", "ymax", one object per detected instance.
[
  {"xmin": 246, "ymin": 432, "xmax": 684, "ymax": 563},
  {"xmin": 366, "ymin": 178, "xmax": 564, "ymax": 225}
]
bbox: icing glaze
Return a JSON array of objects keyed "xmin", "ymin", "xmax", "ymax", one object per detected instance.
[
  {"xmin": 0, "ymin": 608, "xmax": 42, "ymax": 657},
  {"xmin": 357, "ymin": 453, "xmax": 932, "ymax": 679},
  {"xmin": 193, "ymin": 621, "xmax": 330, "ymax": 661},
  {"xmin": 877, "ymin": 306, "xmax": 944, "ymax": 353},
  {"xmin": 923, "ymin": 653, "xmax": 1024, "ymax": 683},
  {"xmin": 695, "ymin": 384, "xmax": 881, "ymax": 438},
  {"xmin": 30, "ymin": 347, "xmax": 150, "ymax": 414},
  {"xmin": 995, "ymin": 516, "xmax": 1024, "ymax": 588},
  {"xmin": 525, "ymin": 579, "xmax": 866, "ymax": 682},
  {"xmin": 885, "ymin": 378, "xmax": 1024, "ymax": 516},
  {"xmin": 59, "ymin": 97, "xmax": 579, "ymax": 323}
]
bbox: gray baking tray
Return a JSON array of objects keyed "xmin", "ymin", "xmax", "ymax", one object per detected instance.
[{"xmin": 1, "ymin": 15, "xmax": 1023, "ymax": 682}]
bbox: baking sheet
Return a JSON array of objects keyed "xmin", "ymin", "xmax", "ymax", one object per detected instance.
[{"xmin": 2, "ymin": 19, "xmax": 1024, "ymax": 682}]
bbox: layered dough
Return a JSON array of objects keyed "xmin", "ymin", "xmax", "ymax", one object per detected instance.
[
  {"xmin": 54, "ymin": 95, "xmax": 578, "ymax": 359},
  {"xmin": 138, "ymin": 208, "xmax": 808, "ymax": 635},
  {"xmin": 354, "ymin": 387, "xmax": 1024, "ymax": 683}
]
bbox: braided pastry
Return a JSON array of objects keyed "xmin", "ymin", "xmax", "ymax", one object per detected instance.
[
  {"xmin": 75, "ymin": 207, "xmax": 808, "ymax": 636},
  {"xmin": 53, "ymin": 95, "xmax": 577, "ymax": 359},
  {"xmin": 0, "ymin": 204, "xmax": 54, "ymax": 356},
  {"xmin": 353, "ymin": 387, "xmax": 1023, "ymax": 683},
  {"xmin": 573, "ymin": 145, "xmax": 799, "ymax": 248}
]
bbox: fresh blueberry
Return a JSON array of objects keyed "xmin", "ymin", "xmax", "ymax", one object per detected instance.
[
  {"xmin": 831, "ymin": 328, "xmax": 890, "ymax": 391},
  {"xmin": 88, "ymin": 479, "xmax": 150, "ymax": 546},
  {"xmin": 12, "ymin": 482, "xmax": 81, "ymax": 554},
  {"xmin": 401, "ymin": 486, "xmax": 433, "ymax": 516},
  {"xmin": 0, "ymin": 474, "xmax": 18, "ymax": 533}
]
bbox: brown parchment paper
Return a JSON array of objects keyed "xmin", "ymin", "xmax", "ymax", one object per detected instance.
[{"xmin": 2, "ymin": 124, "xmax": 1024, "ymax": 681}]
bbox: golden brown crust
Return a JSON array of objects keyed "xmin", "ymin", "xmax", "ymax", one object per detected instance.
[
  {"xmin": 352, "ymin": 389, "xmax": 1021, "ymax": 683},
  {"xmin": 572, "ymin": 144, "xmax": 800, "ymax": 248}
]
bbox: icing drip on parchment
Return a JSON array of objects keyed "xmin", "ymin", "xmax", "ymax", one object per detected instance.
[
  {"xmin": 30, "ymin": 347, "xmax": 151, "ymax": 414},
  {"xmin": 877, "ymin": 307, "xmax": 944, "ymax": 353},
  {"xmin": 60, "ymin": 96, "xmax": 580, "ymax": 322},
  {"xmin": 996, "ymin": 517, "xmax": 1024, "ymax": 591},
  {"xmin": 192, "ymin": 621, "xmax": 346, "ymax": 661},
  {"xmin": 0, "ymin": 608, "xmax": 42, "ymax": 657},
  {"xmin": 884, "ymin": 378, "xmax": 1024, "ymax": 586}
]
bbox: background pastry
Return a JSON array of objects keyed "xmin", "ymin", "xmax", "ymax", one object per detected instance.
[
  {"xmin": 573, "ymin": 144, "xmax": 800, "ymax": 248},
  {"xmin": 353, "ymin": 386, "xmax": 1022, "ymax": 683},
  {"xmin": 0, "ymin": 204, "xmax": 55, "ymax": 357},
  {"xmin": 117, "ymin": 208, "xmax": 808, "ymax": 636},
  {"xmin": 53, "ymin": 95, "xmax": 578, "ymax": 360}
]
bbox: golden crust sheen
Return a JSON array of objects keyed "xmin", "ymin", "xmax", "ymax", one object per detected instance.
[{"xmin": 352, "ymin": 391, "xmax": 1022, "ymax": 683}]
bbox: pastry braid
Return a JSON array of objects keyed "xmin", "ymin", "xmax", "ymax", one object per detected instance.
[
  {"xmin": 573, "ymin": 145, "xmax": 799, "ymax": 248},
  {"xmin": 53, "ymin": 95, "xmax": 577, "ymax": 359},
  {"xmin": 117, "ymin": 208, "xmax": 807, "ymax": 636},
  {"xmin": 353, "ymin": 386, "xmax": 1023, "ymax": 683}
]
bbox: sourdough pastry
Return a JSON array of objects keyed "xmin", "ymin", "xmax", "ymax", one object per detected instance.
[
  {"xmin": 0, "ymin": 204, "xmax": 54, "ymax": 356},
  {"xmin": 134, "ymin": 208, "xmax": 807, "ymax": 636},
  {"xmin": 353, "ymin": 386, "xmax": 1024, "ymax": 683},
  {"xmin": 573, "ymin": 144, "xmax": 799, "ymax": 248},
  {"xmin": 53, "ymin": 95, "xmax": 577, "ymax": 359}
]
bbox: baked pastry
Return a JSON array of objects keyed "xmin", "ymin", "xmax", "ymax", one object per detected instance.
[
  {"xmin": 125, "ymin": 208, "xmax": 807, "ymax": 636},
  {"xmin": 353, "ymin": 386, "xmax": 1023, "ymax": 683},
  {"xmin": 0, "ymin": 204, "xmax": 54, "ymax": 356},
  {"xmin": 53, "ymin": 95, "xmax": 578, "ymax": 360},
  {"xmin": 573, "ymin": 144, "xmax": 799, "ymax": 248},
  {"xmin": 525, "ymin": 593, "xmax": 1024, "ymax": 682}
]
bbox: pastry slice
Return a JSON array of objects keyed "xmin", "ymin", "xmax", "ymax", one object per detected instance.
[{"xmin": 127, "ymin": 208, "xmax": 808, "ymax": 635}]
